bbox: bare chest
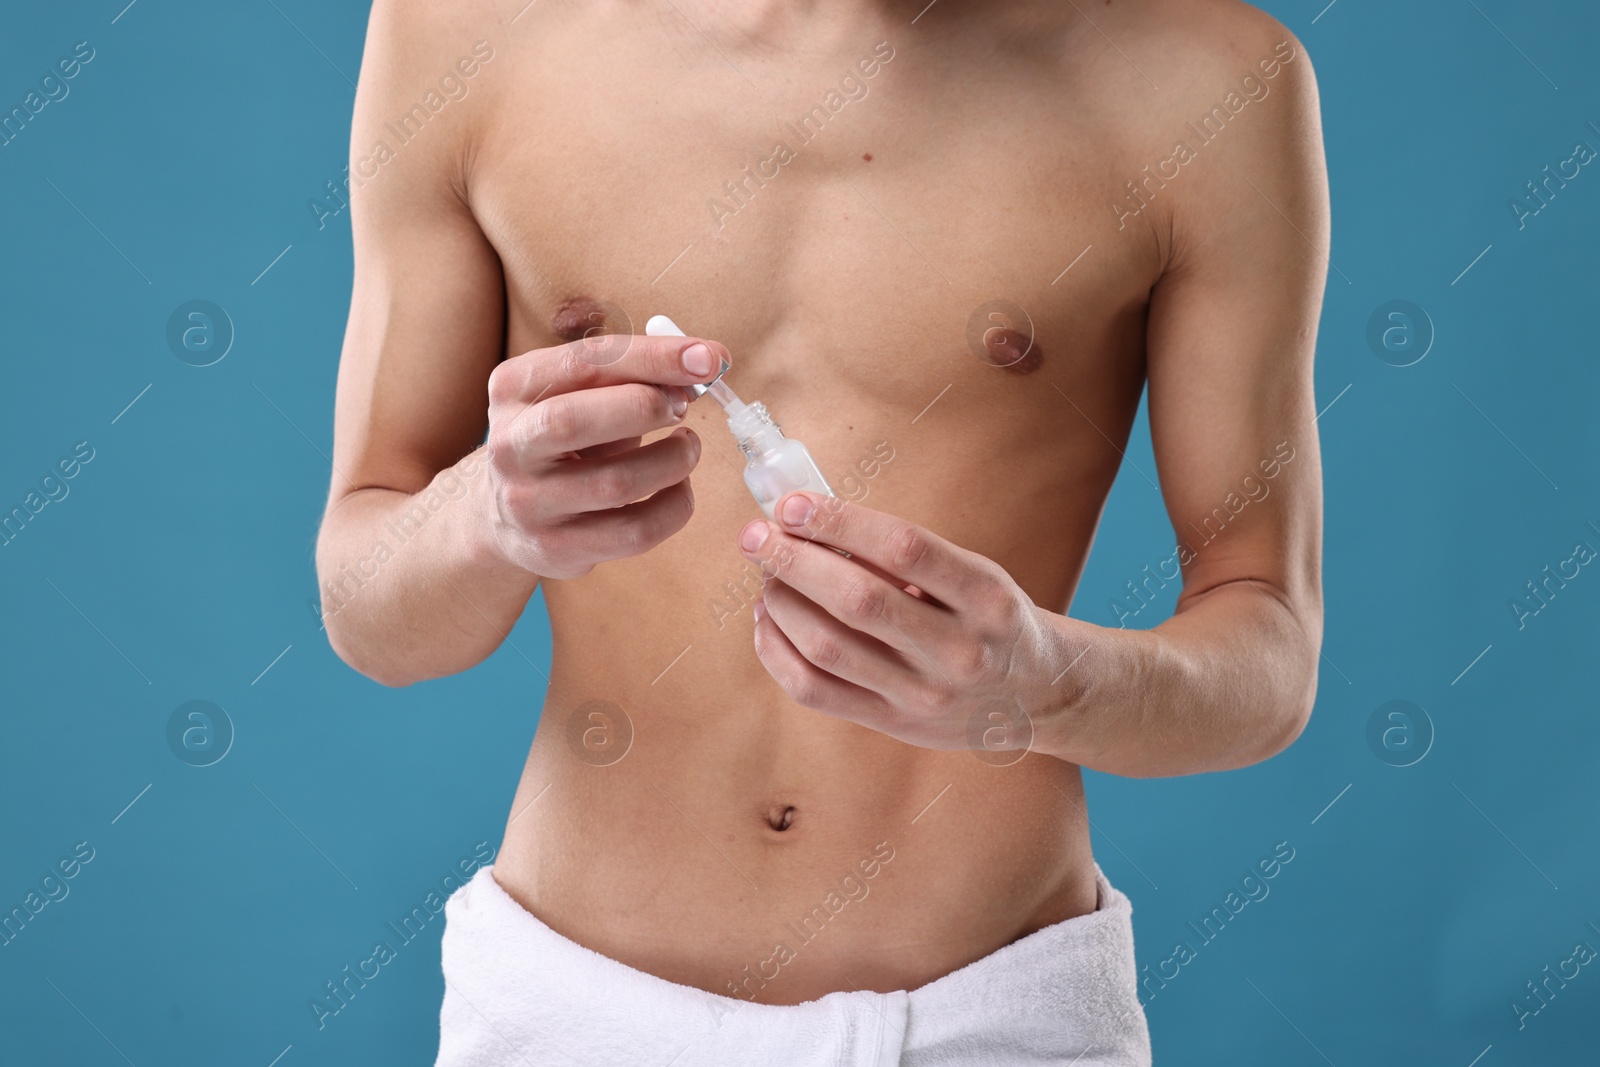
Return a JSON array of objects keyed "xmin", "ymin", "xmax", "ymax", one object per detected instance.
[{"xmin": 466, "ymin": 18, "xmax": 1161, "ymax": 442}]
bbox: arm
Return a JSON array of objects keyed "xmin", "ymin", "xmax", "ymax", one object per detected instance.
[
  {"xmin": 1069, "ymin": 26, "xmax": 1328, "ymax": 775},
  {"xmin": 318, "ymin": 1, "xmax": 724, "ymax": 686},
  {"xmin": 734, "ymin": 27, "xmax": 1327, "ymax": 778},
  {"xmin": 316, "ymin": 0, "xmax": 519, "ymax": 686}
]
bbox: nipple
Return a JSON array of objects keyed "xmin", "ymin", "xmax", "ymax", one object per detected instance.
[
  {"xmin": 552, "ymin": 296, "xmax": 612, "ymax": 342},
  {"xmin": 981, "ymin": 326, "xmax": 1043, "ymax": 374}
]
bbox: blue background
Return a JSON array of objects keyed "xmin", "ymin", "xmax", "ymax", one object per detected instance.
[{"xmin": 1, "ymin": 1, "xmax": 1595, "ymax": 1064}]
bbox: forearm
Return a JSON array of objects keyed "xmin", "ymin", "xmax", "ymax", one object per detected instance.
[
  {"xmin": 315, "ymin": 448, "xmax": 539, "ymax": 687},
  {"xmin": 1037, "ymin": 581, "xmax": 1320, "ymax": 777}
]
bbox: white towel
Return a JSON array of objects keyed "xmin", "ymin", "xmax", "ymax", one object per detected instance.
[{"xmin": 436, "ymin": 865, "xmax": 1149, "ymax": 1067}]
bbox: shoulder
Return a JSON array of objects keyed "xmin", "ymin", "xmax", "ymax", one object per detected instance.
[
  {"xmin": 1046, "ymin": 1, "xmax": 1323, "ymax": 187},
  {"xmin": 363, "ymin": 0, "xmax": 504, "ymax": 58},
  {"xmin": 356, "ymin": 0, "xmax": 509, "ymax": 117},
  {"xmin": 1100, "ymin": 2, "xmax": 1328, "ymax": 250},
  {"xmin": 358, "ymin": 0, "xmax": 509, "ymax": 92},
  {"xmin": 1113, "ymin": 0, "xmax": 1310, "ymax": 71},
  {"xmin": 351, "ymin": 0, "xmax": 508, "ymax": 196},
  {"xmin": 1121, "ymin": 0, "xmax": 1321, "ymax": 136}
]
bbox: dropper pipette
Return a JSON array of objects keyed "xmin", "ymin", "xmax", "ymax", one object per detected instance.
[
  {"xmin": 643, "ymin": 314, "xmax": 835, "ymax": 520},
  {"xmin": 645, "ymin": 315, "xmax": 744, "ymax": 414}
]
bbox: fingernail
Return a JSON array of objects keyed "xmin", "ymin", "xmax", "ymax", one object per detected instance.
[
  {"xmin": 740, "ymin": 521, "xmax": 770, "ymax": 553},
  {"xmin": 685, "ymin": 428, "xmax": 701, "ymax": 457},
  {"xmin": 753, "ymin": 600, "xmax": 767, "ymax": 623},
  {"xmin": 682, "ymin": 343, "xmax": 714, "ymax": 377},
  {"xmin": 667, "ymin": 387, "xmax": 689, "ymax": 418},
  {"xmin": 779, "ymin": 494, "xmax": 813, "ymax": 527}
]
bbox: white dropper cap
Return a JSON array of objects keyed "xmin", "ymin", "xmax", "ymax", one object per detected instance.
[{"xmin": 645, "ymin": 314, "xmax": 742, "ymax": 411}]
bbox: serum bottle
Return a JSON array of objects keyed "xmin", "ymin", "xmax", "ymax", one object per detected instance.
[{"xmin": 646, "ymin": 315, "xmax": 835, "ymax": 519}]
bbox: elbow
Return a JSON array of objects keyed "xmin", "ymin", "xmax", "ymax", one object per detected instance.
[
  {"xmin": 322, "ymin": 611, "xmax": 418, "ymax": 688},
  {"xmin": 1254, "ymin": 659, "xmax": 1319, "ymax": 764},
  {"xmin": 1264, "ymin": 695, "xmax": 1314, "ymax": 763},
  {"xmin": 317, "ymin": 574, "xmax": 431, "ymax": 687},
  {"xmin": 315, "ymin": 527, "xmax": 422, "ymax": 688},
  {"xmin": 1250, "ymin": 586, "xmax": 1323, "ymax": 764},
  {"xmin": 347, "ymin": 657, "xmax": 420, "ymax": 690}
]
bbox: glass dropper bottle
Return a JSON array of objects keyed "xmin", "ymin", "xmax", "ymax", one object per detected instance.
[{"xmin": 646, "ymin": 315, "xmax": 835, "ymax": 520}]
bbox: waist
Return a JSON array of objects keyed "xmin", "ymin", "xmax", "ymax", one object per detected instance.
[{"xmin": 494, "ymin": 686, "xmax": 1099, "ymax": 1003}]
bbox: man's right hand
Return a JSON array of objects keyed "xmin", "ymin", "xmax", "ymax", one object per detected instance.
[{"xmin": 482, "ymin": 334, "xmax": 731, "ymax": 580}]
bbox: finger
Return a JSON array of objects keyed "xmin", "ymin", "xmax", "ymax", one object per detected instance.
[
  {"xmin": 510, "ymin": 382, "xmax": 689, "ymax": 461},
  {"xmin": 489, "ymin": 334, "xmax": 732, "ymax": 405},
  {"xmin": 751, "ymin": 600, "xmax": 897, "ymax": 728},
  {"xmin": 542, "ymin": 429, "xmax": 701, "ymax": 515},
  {"xmin": 543, "ymin": 478, "xmax": 695, "ymax": 567},
  {"xmin": 770, "ymin": 493, "xmax": 992, "ymax": 610},
  {"xmin": 575, "ymin": 436, "xmax": 642, "ymax": 461},
  {"xmin": 738, "ymin": 520, "xmax": 954, "ymax": 657},
  {"xmin": 761, "ymin": 578, "xmax": 911, "ymax": 695}
]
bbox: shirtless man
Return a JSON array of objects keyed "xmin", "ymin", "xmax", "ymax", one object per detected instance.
[{"xmin": 317, "ymin": 0, "xmax": 1326, "ymax": 1062}]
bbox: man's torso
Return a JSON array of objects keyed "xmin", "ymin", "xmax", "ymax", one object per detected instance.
[{"xmin": 416, "ymin": 0, "xmax": 1242, "ymax": 1003}]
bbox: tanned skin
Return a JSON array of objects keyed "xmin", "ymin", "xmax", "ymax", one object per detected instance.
[{"xmin": 317, "ymin": 0, "xmax": 1327, "ymax": 1005}]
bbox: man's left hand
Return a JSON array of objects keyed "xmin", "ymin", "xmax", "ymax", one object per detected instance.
[{"xmin": 737, "ymin": 491, "xmax": 1083, "ymax": 754}]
